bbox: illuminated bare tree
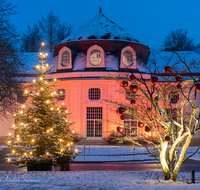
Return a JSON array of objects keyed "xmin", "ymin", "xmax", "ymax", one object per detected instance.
[{"xmin": 104, "ymin": 52, "xmax": 200, "ymax": 181}]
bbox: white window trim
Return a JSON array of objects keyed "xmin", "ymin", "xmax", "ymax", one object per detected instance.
[
  {"xmin": 86, "ymin": 45, "xmax": 105, "ymax": 68},
  {"xmin": 57, "ymin": 47, "xmax": 72, "ymax": 70},
  {"xmin": 120, "ymin": 46, "xmax": 137, "ymax": 69}
]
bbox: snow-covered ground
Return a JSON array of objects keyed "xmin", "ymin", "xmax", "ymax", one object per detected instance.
[
  {"xmin": 0, "ymin": 171, "xmax": 199, "ymax": 190},
  {"xmin": 72, "ymin": 145, "xmax": 200, "ymax": 162}
]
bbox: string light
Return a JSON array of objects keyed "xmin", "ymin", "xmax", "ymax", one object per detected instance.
[
  {"xmin": 71, "ymin": 142, "xmax": 73, "ymax": 145},
  {"xmin": 50, "ymin": 107, "xmax": 53, "ymax": 110},
  {"xmin": 54, "ymin": 79, "xmax": 57, "ymax": 82},
  {"xmin": 24, "ymin": 153, "xmax": 27, "ymax": 156},
  {"xmin": 8, "ymin": 132, "xmax": 11, "ymax": 136},
  {"xmin": 54, "ymin": 91, "xmax": 56, "ymax": 94},
  {"xmin": 22, "ymin": 105, "xmax": 25, "ymax": 108},
  {"xmin": 72, "ymin": 130, "xmax": 75, "ymax": 133},
  {"xmin": 25, "ymin": 90, "xmax": 28, "ymax": 94},
  {"xmin": 36, "ymin": 65, "xmax": 40, "ymax": 69},
  {"xmin": 41, "ymin": 42, "xmax": 45, "ymax": 46},
  {"xmin": 20, "ymin": 111, "xmax": 23, "ymax": 114},
  {"xmin": 12, "ymin": 124, "xmax": 15, "ymax": 127},
  {"xmin": 47, "ymin": 130, "xmax": 49, "ymax": 133},
  {"xmin": 32, "ymin": 139, "xmax": 35, "ymax": 142},
  {"xmin": 33, "ymin": 79, "xmax": 36, "ymax": 83},
  {"xmin": 40, "ymin": 77, "xmax": 43, "ymax": 80},
  {"xmin": 8, "ymin": 159, "xmax": 11, "ymax": 162},
  {"xmin": 17, "ymin": 135, "xmax": 20, "ymax": 138},
  {"xmin": 8, "ymin": 141, "xmax": 10, "ymax": 144},
  {"xmin": 75, "ymin": 149, "xmax": 78, "ymax": 153},
  {"xmin": 41, "ymin": 88, "xmax": 44, "ymax": 91},
  {"xmin": 37, "ymin": 93, "xmax": 39, "ymax": 95},
  {"xmin": 17, "ymin": 138, "xmax": 20, "ymax": 141},
  {"xmin": 14, "ymin": 114, "xmax": 16, "ymax": 117},
  {"xmin": 21, "ymin": 123, "xmax": 24, "ymax": 125},
  {"xmin": 59, "ymin": 139, "xmax": 62, "ymax": 142},
  {"xmin": 46, "ymin": 64, "xmax": 49, "ymax": 67},
  {"xmin": 12, "ymin": 150, "xmax": 15, "ymax": 153},
  {"xmin": 46, "ymin": 100, "xmax": 49, "ymax": 104},
  {"xmin": 61, "ymin": 149, "xmax": 64, "ymax": 152},
  {"xmin": 46, "ymin": 152, "xmax": 49, "ymax": 155},
  {"xmin": 62, "ymin": 102, "xmax": 65, "ymax": 105},
  {"xmin": 50, "ymin": 128, "xmax": 53, "ymax": 131},
  {"xmin": 34, "ymin": 119, "xmax": 37, "ymax": 122}
]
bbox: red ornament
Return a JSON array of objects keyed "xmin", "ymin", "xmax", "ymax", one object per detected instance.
[
  {"xmin": 44, "ymin": 59, "xmax": 46, "ymax": 62},
  {"xmin": 39, "ymin": 58, "xmax": 41, "ymax": 61},
  {"xmin": 151, "ymin": 75, "xmax": 158, "ymax": 84},
  {"xmin": 121, "ymin": 79, "xmax": 128, "ymax": 87},
  {"xmin": 24, "ymin": 143, "xmax": 26, "ymax": 146},
  {"xmin": 138, "ymin": 121, "xmax": 144, "ymax": 128},
  {"xmin": 118, "ymin": 106, "xmax": 126, "ymax": 114},
  {"xmin": 116, "ymin": 108, "xmax": 120, "ymax": 114},
  {"xmin": 195, "ymin": 82, "xmax": 200, "ymax": 91},
  {"xmin": 130, "ymin": 98, "xmax": 136, "ymax": 105},
  {"xmin": 145, "ymin": 126, "xmax": 151, "ymax": 132},
  {"xmin": 73, "ymin": 156, "xmax": 75, "ymax": 159},
  {"xmin": 48, "ymin": 156, "xmax": 50, "ymax": 159},
  {"xmin": 129, "ymin": 83, "xmax": 138, "ymax": 93},
  {"xmin": 172, "ymin": 113, "xmax": 177, "ymax": 120},
  {"xmin": 164, "ymin": 66, "xmax": 172, "ymax": 73},
  {"xmin": 175, "ymin": 75, "xmax": 182, "ymax": 83},
  {"xmin": 26, "ymin": 95, "xmax": 29, "ymax": 98},
  {"xmin": 130, "ymin": 74, "xmax": 136, "ymax": 81},
  {"xmin": 117, "ymin": 125, "xmax": 124, "ymax": 133},
  {"xmin": 33, "ymin": 68, "xmax": 36, "ymax": 70},
  {"xmin": 120, "ymin": 114, "xmax": 125, "ymax": 120},
  {"xmin": 16, "ymin": 143, "xmax": 18, "ymax": 146},
  {"xmin": 165, "ymin": 135, "xmax": 170, "ymax": 142},
  {"xmin": 177, "ymin": 83, "xmax": 181, "ymax": 89}
]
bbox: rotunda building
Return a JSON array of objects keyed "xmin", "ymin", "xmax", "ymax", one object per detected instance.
[{"xmin": 49, "ymin": 9, "xmax": 150, "ymax": 140}]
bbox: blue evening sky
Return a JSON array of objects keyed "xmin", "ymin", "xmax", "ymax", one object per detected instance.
[{"xmin": 10, "ymin": 0, "xmax": 200, "ymax": 49}]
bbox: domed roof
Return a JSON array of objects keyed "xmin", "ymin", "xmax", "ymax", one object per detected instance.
[{"xmin": 61, "ymin": 9, "xmax": 140, "ymax": 44}]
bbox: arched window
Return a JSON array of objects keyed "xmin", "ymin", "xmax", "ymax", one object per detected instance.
[
  {"xmin": 90, "ymin": 50, "xmax": 101, "ymax": 66},
  {"xmin": 61, "ymin": 51, "xmax": 70, "ymax": 67},
  {"xmin": 57, "ymin": 89, "xmax": 65, "ymax": 100},
  {"xmin": 17, "ymin": 91, "xmax": 27, "ymax": 104},
  {"xmin": 169, "ymin": 92, "xmax": 179, "ymax": 104},
  {"xmin": 123, "ymin": 50, "xmax": 133, "ymax": 66},
  {"xmin": 88, "ymin": 88, "xmax": 101, "ymax": 100}
]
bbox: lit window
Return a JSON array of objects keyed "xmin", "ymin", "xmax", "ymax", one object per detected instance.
[
  {"xmin": 57, "ymin": 89, "xmax": 65, "ymax": 100},
  {"xmin": 61, "ymin": 51, "xmax": 70, "ymax": 67},
  {"xmin": 89, "ymin": 88, "xmax": 101, "ymax": 100},
  {"xmin": 123, "ymin": 50, "xmax": 133, "ymax": 66},
  {"xmin": 90, "ymin": 50, "xmax": 101, "ymax": 66}
]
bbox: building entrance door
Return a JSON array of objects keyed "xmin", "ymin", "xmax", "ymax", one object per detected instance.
[{"xmin": 87, "ymin": 107, "xmax": 102, "ymax": 137}]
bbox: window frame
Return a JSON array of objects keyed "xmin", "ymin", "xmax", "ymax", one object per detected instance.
[
  {"xmin": 57, "ymin": 89, "xmax": 66, "ymax": 101},
  {"xmin": 61, "ymin": 51, "xmax": 70, "ymax": 67},
  {"xmin": 88, "ymin": 88, "xmax": 101, "ymax": 100}
]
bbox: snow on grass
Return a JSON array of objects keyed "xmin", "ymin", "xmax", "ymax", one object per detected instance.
[{"xmin": 0, "ymin": 171, "xmax": 199, "ymax": 190}]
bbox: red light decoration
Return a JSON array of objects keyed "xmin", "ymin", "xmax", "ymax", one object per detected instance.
[
  {"xmin": 117, "ymin": 125, "xmax": 124, "ymax": 133},
  {"xmin": 33, "ymin": 68, "xmax": 36, "ymax": 70},
  {"xmin": 129, "ymin": 83, "xmax": 138, "ymax": 93},
  {"xmin": 165, "ymin": 135, "xmax": 170, "ymax": 142},
  {"xmin": 44, "ymin": 59, "xmax": 46, "ymax": 62},
  {"xmin": 145, "ymin": 126, "xmax": 151, "ymax": 132},
  {"xmin": 120, "ymin": 114, "xmax": 125, "ymax": 120},
  {"xmin": 121, "ymin": 79, "xmax": 128, "ymax": 87},
  {"xmin": 130, "ymin": 98, "xmax": 136, "ymax": 105},
  {"xmin": 138, "ymin": 121, "xmax": 144, "ymax": 128},
  {"xmin": 177, "ymin": 83, "xmax": 181, "ymax": 89},
  {"xmin": 151, "ymin": 75, "xmax": 158, "ymax": 84},
  {"xmin": 118, "ymin": 106, "xmax": 126, "ymax": 114},
  {"xmin": 175, "ymin": 75, "xmax": 182, "ymax": 83},
  {"xmin": 195, "ymin": 82, "xmax": 200, "ymax": 91},
  {"xmin": 164, "ymin": 66, "xmax": 172, "ymax": 73},
  {"xmin": 130, "ymin": 74, "xmax": 136, "ymax": 81}
]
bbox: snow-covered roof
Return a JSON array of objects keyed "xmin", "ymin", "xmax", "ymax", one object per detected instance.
[
  {"xmin": 147, "ymin": 51, "xmax": 200, "ymax": 73},
  {"xmin": 61, "ymin": 12, "xmax": 140, "ymax": 44}
]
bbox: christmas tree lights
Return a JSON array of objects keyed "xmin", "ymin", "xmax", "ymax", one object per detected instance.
[{"xmin": 5, "ymin": 43, "xmax": 80, "ymax": 170}]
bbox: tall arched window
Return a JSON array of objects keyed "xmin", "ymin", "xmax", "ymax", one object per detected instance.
[
  {"xmin": 90, "ymin": 50, "xmax": 101, "ymax": 66},
  {"xmin": 61, "ymin": 51, "xmax": 70, "ymax": 67},
  {"xmin": 123, "ymin": 50, "xmax": 133, "ymax": 66}
]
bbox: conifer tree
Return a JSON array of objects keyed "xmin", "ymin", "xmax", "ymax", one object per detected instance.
[{"xmin": 5, "ymin": 43, "xmax": 79, "ymax": 170}]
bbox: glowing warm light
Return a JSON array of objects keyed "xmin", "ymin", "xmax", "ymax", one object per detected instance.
[
  {"xmin": 8, "ymin": 159, "xmax": 11, "ymax": 162},
  {"xmin": 54, "ymin": 79, "xmax": 57, "ymax": 82},
  {"xmin": 59, "ymin": 139, "xmax": 62, "ymax": 142},
  {"xmin": 72, "ymin": 130, "xmax": 75, "ymax": 133},
  {"xmin": 41, "ymin": 42, "xmax": 45, "ymax": 46},
  {"xmin": 25, "ymin": 90, "xmax": 28, "ymax": 94},
  {"xmin": 71, "ymin": 142, "xmax": 73, "ymax": 145},
  {"xmin": 50, "ymin": 128, "xmax": 53, "ymax": 131},
  {"xmin": 24, "ymin": 153, "xmax": 27, "ymax": 156},
  {"xmin": 37, "ymin": 93, "xmax": 39, "ymax": 95},
  {"xmin": 46, "ymin": 64, "xmax": 49, "ymax": 67},
  {"xmin": 12, "ymin": 124, "xmax": 15, "ymax": 127},
  {"xmin": 45, "ymin": 53, "xmax": 48, "ymax": 56},
  {"xmin": 65, "ymin": 111, "xmax": 68, "ymax": 113},
  {"xmin": 68, "ymin": 148, "xmax": 70, "ymax": 150},
  {"xmin": 65, "ymin": 119, "xmax": 68, "ymax": 122},
  {"xmin": 17, "ymin": 135, "xmax": 20, "ymax": 138},
  {"xmin": 47, "ymin": 130, "xmax": 49, "ymax": 133},
  {"xmin": 51, "ymin": 93, "xmax": 54, "ymax": 96},
  {"xmin": 75, "ymin": 149, "xmax": 78, "ymax": 153},
  {"xmin": 50, "ymin": 107, "xmax": 53, "ymax": 110},
  {"xmin": 61, "ymin": 149, "xmax": 64, "ymax": 152},
  {"xmin": 20, "ymin": 111, "xmax": 23, "ymax": 114},
  {"xmin": 30, "ymin": 152, "xmax": 32, "ymax": 155},
  {"xmin": 21, "ymin": 123, "xmax": 24, "ymax": 125},
  {"xmin": 22, "ymin": 105, "xmax": 25, "ymax": 108},
  {"xmin": 54, "ymin": 91, "xmax": 56, "ymax": 94},
  {"xmin": 33, "ymin": 79, "xmax": 36, "ymax": 83},
  {"xmin": 8, "ymin": 141, "xmax": 10, "ymax": 144},
  {"xmin": 46, "ymin": 100, "xmax": 49, "ymax": 104},
  {"xmin": 34, "ymin": 119, "xmax": 37, "ymax": 122},
  {"xmin": 14, "ymin": 114, "xmax": 16, "ymax": 117},
  {"xmin": 46, "ymin": 152, "xmax": 49, "ymax": 155},
  {"xmin": 40, "ymin": 52, "xmax": 42, "ymax": 55},
  {"xmin": 36, "ymin": 65, "xmax": 40, "ymax": 68},
  {"xmin": 67, "ymin": 143, "xmax": 70, "ymax": 146},
  {"xmin": 40, "ymin": 77, "xmax": 43, "ymax": 80},
  {"xmin": 9, "ymin": 132, "xmax": 11, "ymax": 136},
  {"xmin": 57, "ymin": 108, "xmax": 59, "ymax": 111},
  {"xmin": 17, "ymin": 138, "xmax": 20, "ymax": 141},
  {"xmin": 62, "ymin": 102, "xmax": 64, "ymax": 105},
  {"xmin": 41, "ymin": 88, "xmax": 44, "ymax": 91},
  {"xmin": 12, "ymin": 150, "xmax": 15, "ymax": 153},
  {"xmin": 32, "ymin": 139, "xmax": 35, "ymax": 142}
]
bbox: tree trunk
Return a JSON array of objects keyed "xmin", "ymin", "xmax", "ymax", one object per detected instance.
[
  {"xmin": 170, "ymin": 135, "xmax": 192, "ymax": 181},
  {"xmin": 160, "ymin": 142, "xmax": 170, "ymax": 180}
]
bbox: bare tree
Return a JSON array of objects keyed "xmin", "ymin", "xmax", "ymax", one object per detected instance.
[
  {"xmin": 103, "ymin": 51, "xmax": 200, "ymax": 181},
  {"xmin": 20, "ymin": 23, "xmax": 42, "ymax": 52},
  {"xmin": 39, "ymin": 10, "xmax": 73, "ymax": 52},
  {"xmin": 161, "ymin": 29, "xmax": 195, "ymax": 51},
  {"xmin": 0, "ymin": 0, "xmax": 24, "ymax": 118}
]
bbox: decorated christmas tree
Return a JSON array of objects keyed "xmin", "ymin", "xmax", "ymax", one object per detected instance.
[{"xmin": 5, "ymin": 43, "xmax": 79, "ymax": 171}]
